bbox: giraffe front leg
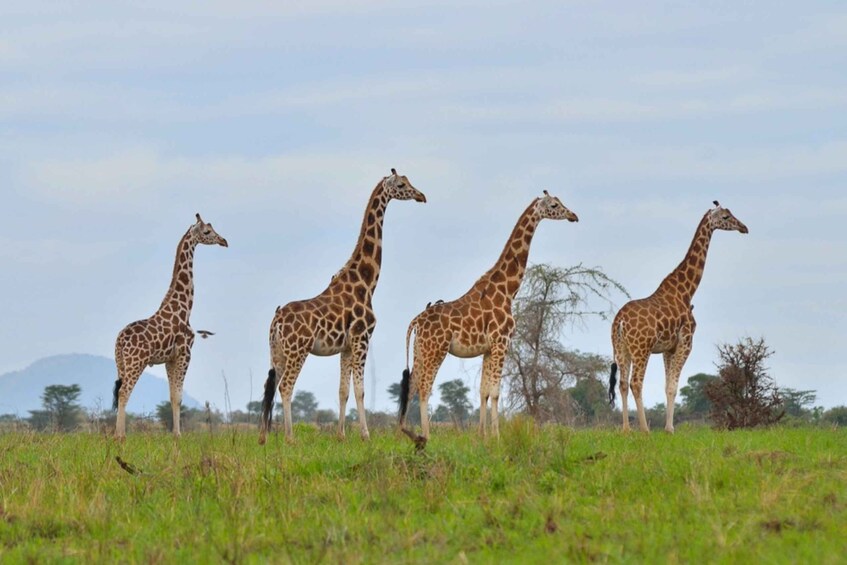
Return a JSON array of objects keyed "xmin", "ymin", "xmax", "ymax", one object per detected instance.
[
  {"xmin": 664, "ymin": 332, "xmax": 694, "ymax": 433},
  {"xmin": 165, "ymin": 351, "xmax": 191, "ymax": 438},
  {"xmin": 485, "ymin": 342, "xmax": 508, "ymax": 440},
  {"xmin": 337, "ymin": 351, "xmax": 352, "ymax": 439},
  {"xmin": 351, "ymin": 335, "xmax": 371, "ymax": 440},
  {"xmin": 479, "ymin": 386, "xmax": 488, "ymax": 438}
]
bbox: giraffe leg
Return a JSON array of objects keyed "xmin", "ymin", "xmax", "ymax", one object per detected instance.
[
  {"xmin": 165, "ymin": 351, "xmax": 191, "ymax": 438},
  {"xmin": 406, "ymin": 334, "xmax": 448, "ymax": 440},
  {"xmin": 350, "ymin": 335, "xmax": 372, "ymax": 440},
  {"xmin": 664, "ymin": 331, "xmax": 694, "ymax": 433},
  {"xmin": 479, "ymin": 386, "xmax": 488, "ymax": 438},
  {"xmin": 481, "ymin": 343, "xmax": 508, "ymax": 439},
  {"xmin": 115, "ymin": 360, "xmax": 145, "ymax": 440},
  {"xmin": 629, "ymin": 355, "xmax": 650, "ymax": 432},
  {"xmin": 617, "ymin": 357, "xmax": 632, "ymax": 432},
  {"xmin": 418, "ymin": 376, "xmax": 434, "ymax": 440},
  {"xmin": 337, "ymin": 350, "xmax": 352, "ymax": 438},
  {"xmin": 277, "ymin": 351, "xmax": 308, "ymax": 441}
]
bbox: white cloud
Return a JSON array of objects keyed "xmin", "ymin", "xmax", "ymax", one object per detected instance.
[{"xmin": 19, "ymin": 148, "xmax": 454, "ymax": 211}]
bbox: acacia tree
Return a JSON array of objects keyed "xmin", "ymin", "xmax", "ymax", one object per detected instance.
[
  {"xmin": 291, "ymin": 391, "xmax": 319, "ymax": 423},
  {"xmin": 438, "ymin": 379, "xmax": 473, "ymax": 429},
  {"xmin": 679, "ymin": 373, "xmax": 718, "ymax": 421},
  {"xmin": 503, "ymin": 263, "xmax": 628, "ymax": 424},
  {"xmin": 568, "ymin": 374, "xmax": 615, "ymax": 425},
  {"xmin": 779, "ymin": 388, "xmax": 817, "ymax": 420},
  {"xmin": 706, "ymin": 337, "xmax": 784, "ymax": 429},
  {"xmin": 33, "ymin": 384, "xmax": 83, "ymax": 432}
]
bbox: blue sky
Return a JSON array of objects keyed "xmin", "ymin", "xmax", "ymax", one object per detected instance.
[{"xmin": 1, "ymin": 1, "xmax": 845, "ymax": 415}]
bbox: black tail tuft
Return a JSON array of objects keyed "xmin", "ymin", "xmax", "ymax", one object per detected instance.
[
  {"xmin": 261, "ymin": 368, "xmax": 277, "ymax": 430},
  {"xmin": 112, "ymin": 378, "xmax": 121, "ymax": 412},
  {"xmin": 399, "ymin": 369, "xmax": 411, "ymax": 421},
  {"xmin": 608, "ymin": 363, "xmax": 618, "ymax": 406}
]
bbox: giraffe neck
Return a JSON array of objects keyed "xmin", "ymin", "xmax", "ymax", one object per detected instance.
[
  {"xmin": 482, "ymin": 202, "xmax": 540, "ymax": 299},
  {"xmin": 656, "ymin": 213, "xmax": 713, "ymax": 304},
  {"xmin": 337, "ymin": 182, "xmax": 388, "ymax": 294},
  {"xmin": 157, "ymin": 229, "xmax": 197, "ymax": 325}
]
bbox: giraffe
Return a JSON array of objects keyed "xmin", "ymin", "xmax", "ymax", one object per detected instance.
[
  {"xmin": 113, "ymin": 214, "xmax": 228, "ymax": 439},
  {"xmin": 399, "ymin": 191, "xmax": 578, "ymax": 441},
  {"xmin": 608, "ymin": 201, "xmax": 748, "ymax": 433},
  {"xmin": 258, "ymin": 169, "xmax": 426, "ymax": 444}
]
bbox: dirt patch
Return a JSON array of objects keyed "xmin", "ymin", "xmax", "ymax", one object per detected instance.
[
  {"xmin": 748, "ymin": 451, "xmax": 793, "ymax": 465},
  {"xmin": 761, "ymin": 518, "xmax": 796, "ymax": 533},
  {"xmin": 583, "ymin": 452, "xmax": 607, "ymax": 463},
  {"xmin": 0, "ymin": 507, "xmax": 16, "ymax": 524}
]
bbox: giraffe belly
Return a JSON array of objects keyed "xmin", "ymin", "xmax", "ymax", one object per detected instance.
[
  {"xmin": 651, "ymin": 332, "xmax": 679, "ymax": 354},
  {"xmin": 311, "ymin": 338, "xmax": 344, "ymax": 357},
  {"xmin": 449, "ymin": 339, "xmax": 488, "ymax": 359}
]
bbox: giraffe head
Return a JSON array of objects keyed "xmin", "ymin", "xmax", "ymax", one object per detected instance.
[
  {"xmin": 191, "ymin": 213, "xmax": 229, "ymax": 247},
  {"xmin": 537, "ymin": 190, "xmax": 579, "ymax": 222},
  {"xmin": 707, "ymin": 201, "xmax": 748, "ymax": 234},
  {"xmin": 382, "ymin": 168, "xmax": 427, "ymax": 203}
]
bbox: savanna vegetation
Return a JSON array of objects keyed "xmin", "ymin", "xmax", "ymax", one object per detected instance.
[
  {"xmin": 1, "ymin": 262, "xmax": 844, "ymax": 561},
  {"xmin": 0, "ymin": 425, "xmax": 845, "ymax": 563}
]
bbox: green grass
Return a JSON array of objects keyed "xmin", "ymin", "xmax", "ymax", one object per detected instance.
[{"xmin": 0, "ymin": 422, "xmax": 845, "ymax": 563}]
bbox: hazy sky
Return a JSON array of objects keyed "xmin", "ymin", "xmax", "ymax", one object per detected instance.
[{"xmin": 1, "ymin": 1, "xmax": 845, "ymax": 417}]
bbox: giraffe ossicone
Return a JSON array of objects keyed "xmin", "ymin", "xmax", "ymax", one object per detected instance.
[
  {"xmin": 258, "ymin": 169, "xmax": 426, "ymax": 445},
  {"xmin": 399, "ymin": 191, "xmax": 578, "ymax": 442},
  {"xmin": 113, "ymin": 213, "xmax": 228, "ymax": 440},
  {"xmin": 608, "ymin": 202, "xmax": 748, "ymax": 433}
]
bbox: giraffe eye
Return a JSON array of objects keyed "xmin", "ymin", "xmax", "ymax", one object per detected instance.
[
  {"xmin": 722, "ymin": 215, "xmax": 729, "ymax": 220},
  {"xmin": 397, "ymin": 183, "xmax": 406, "ymax": 188},
  {"xmin": 551, "ymin": 203, "xmax": 559, "ymax": 209}
]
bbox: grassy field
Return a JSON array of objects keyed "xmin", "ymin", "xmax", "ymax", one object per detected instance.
[{"xmin": 0, "ymin": 422, "xmax": 844, "ymax": 563}]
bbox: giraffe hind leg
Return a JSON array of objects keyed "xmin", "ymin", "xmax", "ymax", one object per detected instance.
[
  {"xmin": 629, "ymin": 355, "xmax": 650, "ymax": 432},
  {"xmin": 615, "ymin": 353, "xmax": 633, "ymax": 432},
  {"xmin": 114, "ymin": 360, "xmax": 145, "ymax": 440}
]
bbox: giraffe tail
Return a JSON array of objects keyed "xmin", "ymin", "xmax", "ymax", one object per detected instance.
[
  {"xmin": 113, "ymin": 345, "xmax": 124, "ymax": 412},
  {"xmin": 404, "ymin": 316, "xmax": 418, "ymax": 372},
  {"xmin": 112, "ymin": 379, "xmax": 121, "ymax": 412},
  {"xmin": 608, "ymin": 362, "xmax": 618, "ymax": 406},
  {"xmin": 260, "ymin": 368, "xmax": 277, "ymax": 435},
  {"xmin": 399, "ymin": 368, "xmax": 412, "ymax": 424}
]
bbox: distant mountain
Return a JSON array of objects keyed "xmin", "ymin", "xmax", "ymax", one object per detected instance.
[{"xmin": 0, "ymin": 354, "xmax": 201, "ymax": 416}]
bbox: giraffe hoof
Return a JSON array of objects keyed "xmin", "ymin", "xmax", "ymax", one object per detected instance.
[{"xmin": 665, "ymin": 427, "xmax": 675, "ymax": 434}]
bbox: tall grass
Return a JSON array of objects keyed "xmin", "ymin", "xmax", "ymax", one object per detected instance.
[{"xmin": 0, "ymin": 425, "xmax": 844, "ymax": 562}]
